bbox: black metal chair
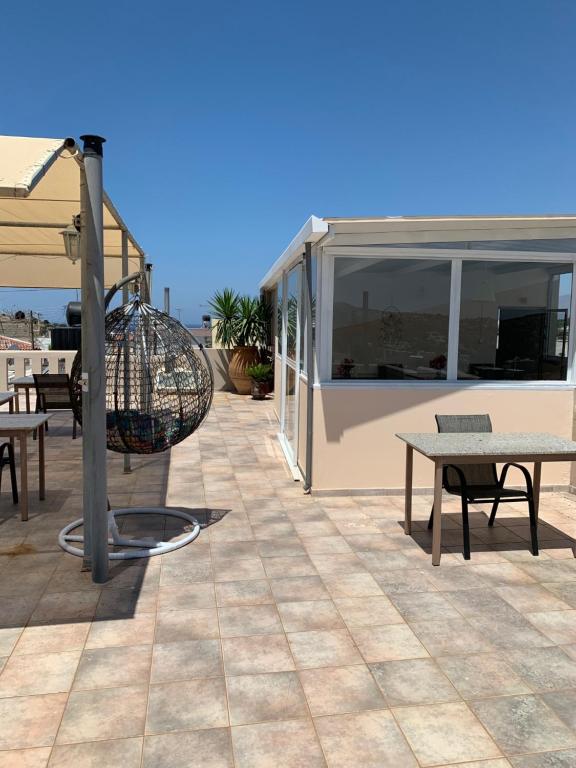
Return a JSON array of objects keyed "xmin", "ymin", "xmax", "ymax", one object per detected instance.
[
  {"xmin": 427, "ymin": 414, "xmax": 538, "ymax": 560},
  {"xmin": 33, "ymin": 373, "xmax": 79, "ymax": 439},
  {"xmin": 0, "ymin": 441, "xmax": 18, "ymax": 504}
]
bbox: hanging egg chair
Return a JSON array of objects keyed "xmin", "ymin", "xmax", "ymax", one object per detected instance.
[
  {"xmin": 60, "ymin": 276, "xmax": 214, "ymax": 562},
  {"xmin": 70, "ymin": 297, "xmax": 213, "ymax": 453}
]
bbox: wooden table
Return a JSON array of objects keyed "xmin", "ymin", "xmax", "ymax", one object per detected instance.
[
  {"xmin": 397, "ymin": 431, "xmax": 576, "ymax": 566},
  {"xmin": 10, "ymin": 376, "xmax": 35, "ymax": 414},
  {"xmin": 0, "ymin": 414, "xmax": 51, "ymax": 521},
  {"xmin": 0, "ymin": 392, "xmax": 16, "ymax": 413}
]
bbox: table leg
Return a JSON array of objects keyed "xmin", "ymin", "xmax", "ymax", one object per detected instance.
[
  {"xmin": 14, "ymin": 388, "xmax": 20, "ymax": 413},
  {"xmin": 533, "ymin": 461, "xmax": 542, "ymax": 521},
  {"xmin": 25, "ymin": 388, "xmax": 30, "ymax": 414},
  {"xmin": 8, "ymin": 399, "xmax": 13, "ymax": 414},
  {"xmin": 38, "ymin": 424, "xmax": 45, "ymax": 500},
  {"xmin": 19, "ymin": 434, "xmax": 28, "ymax": 522},
  {"xmin": 404, "ymin": 445, "xmax": 413, "ymax": 535},
  {"xmin": 432, "ymin": 461, "xmax": 443, "ymax": 566}
]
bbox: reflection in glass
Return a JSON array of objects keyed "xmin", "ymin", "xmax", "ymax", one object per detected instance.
[
  {"xmin": 286, "ymin": 267, "xmax": 298, "ymax": 361},
  {"xmin": 284, "ymin": 365, "xmax": 296, "ymax": 444},
  {"xmin": 332, "ymin": 258, "xmax": 451, "ymax": 380},
  {"xmin": 276, "ymin": 280, "xmax": 283, "ymax": 355},
  {"xmin": 458, "ymin": 261, "xmax": 572, "ymax": 381}
]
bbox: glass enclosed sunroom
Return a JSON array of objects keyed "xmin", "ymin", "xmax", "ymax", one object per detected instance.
[{"xmin": 260, "ymin": 215, "xmax": 576, "ymax": 494}]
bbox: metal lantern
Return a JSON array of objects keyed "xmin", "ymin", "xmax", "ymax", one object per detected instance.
[
  {"xmin": 71, "ymin": 298, "xmax": 213, "ymax": 454},
  {"xmin": 60, "ymin": 217, "xmax": 81, "ymax": 264}
]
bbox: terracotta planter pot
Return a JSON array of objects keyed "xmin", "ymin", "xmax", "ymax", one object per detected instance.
[
  {"xmin": 251, "ymin": 380, "xmax": 270, "ymax": 400},
  {"xmin": 229, "ymin": 346, "xmax": 260, "ymax": 394}
]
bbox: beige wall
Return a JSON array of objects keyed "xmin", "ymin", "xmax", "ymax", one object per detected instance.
[
  {"xmin": 312, "ymin": 386, "xmax": 575, "ymax": 492},
  {"xmin": 204, "ymin": 349, "xmax": 234, "ymax": 391}
]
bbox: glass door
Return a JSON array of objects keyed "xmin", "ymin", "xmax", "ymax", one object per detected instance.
[{"xmin": 281, "ymin": 264, "xmax": 301, "ymax": 465}]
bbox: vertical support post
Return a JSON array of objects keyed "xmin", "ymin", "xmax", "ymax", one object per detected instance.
[
  {"xmin": 80, "ymin": 134, "xmax": 109, "ymax": 584},
  {"xmin": 303, "ymin": 242, "xmax": 314, "ymax": 492},
  {"xmin": 164, "ymin": 287, "xmax": 170, "ymax": 315},
  {"xmin": 121, "ymin": 229, "xmax": 131, "ymax": 475},
  {"xmin": 404, "ymin": 444, "xmax": 413, "ymax": 534},
  {"xmin": 144, "ymin": 263, "xmax": 153, "ymax": 303}
]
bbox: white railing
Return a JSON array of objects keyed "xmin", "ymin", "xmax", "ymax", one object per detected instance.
[{"xmin": 0, "ymin": 350, "xmax": 77, "ymax": 390}]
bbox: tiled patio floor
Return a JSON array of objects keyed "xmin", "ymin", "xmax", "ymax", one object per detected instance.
[{"xmin": 2, "ymin": 394, "xmax": 576, "ymax": 766}]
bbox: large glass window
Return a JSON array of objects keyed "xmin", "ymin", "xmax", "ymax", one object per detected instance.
[
  {"xmin": 286, "ymin": 266, "xmax": 299, "ymax": 361},
  {"xmin": 276, "ymin": 280, "xmax": 283, "ymax": 355},
  {"xmin": 332, "ymin": 257, "xmax": 452, "ymax": 380},
  {"xmin": 458, "ymin": 261, "xmax": 572, "ymax": 380}
]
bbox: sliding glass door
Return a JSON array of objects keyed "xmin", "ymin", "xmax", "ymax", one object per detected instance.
[{"xmin": 280, "ymin": 265, "xmax": 301, "ymax": 465}]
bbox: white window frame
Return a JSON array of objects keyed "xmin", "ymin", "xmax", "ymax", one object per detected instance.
[{"xmin": 319, "ymin": 247, "xmax": 576, "ymax": 389}]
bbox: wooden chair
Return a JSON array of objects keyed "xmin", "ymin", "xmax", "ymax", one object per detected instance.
[
  {"xmin": 33, "ymin": 373, "xmax": 78, "ymax": 439},
  {"xmin": 0, "ymin": 442, "xmax": 18, "ymax": 504},
  {"xmin": 427, "ymin": 414, "xmax": 538, "ymax": 559}
]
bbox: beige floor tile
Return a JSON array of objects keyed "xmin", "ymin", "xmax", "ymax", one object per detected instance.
[
  {"xmin": 471, "ymin": 694, "xmax": 576, "ymax": 755},
  {"xmin": 0, "ymin": 693, "xmax": 67, "ymax": 750},
  {"xmin": 350, "ymin": 624, "xmax": 429, "ymax": 663},
  {"xmin": 85, "ymin": 615, "xmax": 155, "ymax": 649},
  {"xmin": 257, "ymin": 538, "xmax": 306, "ymax": 558},
  {"xmin": 142, "ymin": 728, "xmax": 233, "ymax": 768},
  {"xmin": 437, "ymin": 653, "xmax": 531, "ymax": 699},
  {"xmin": 410, "ymin": 618, "xmax": 497, "ymax": 656},
  {"xmin": 506, "ymin": 646, "xmax": 576, "ymax": 692},
  {"xmin": 333, "ymin": 595, "xmax": 404, "ymax": 627},
  {"xmin": 301, "ymin": 536, "xmax": 353, "ymax": 555},
  {"xmin": 146, "ymin": 678, "xmax": 228, "ymax": 734},
  {"xmin": 155, "ymin": 608, "xmax": 219, "ymax": 642},
  {"xmin": 56, "ymin": 685, "xmax": 148, "ymax": 744},
  {"xmin": 0, "ymin": 627, "xmax": 23, "ymax": 657},
  {"xmin": 278, "ymin": 600, "xmax": 345, "ymax": 632},
  {"xmin": 0, "ymin": 650, "xmax": 81, "ymax": 697},
  {"xmin": 231, "ymin": 719, "xmax": 326, "ymax": 768},
  {"xmin": 299, "ymin": 665, "xmax": 385, "ymax": 716},
  {"xmin": 151, "ymin": 639, "xmax": 222, "ymax": 682},
  {"xmin": 287, "ymin": 629, "xmax": 363, "ymax": 669},
  {"xmin": 321, "ymin": 573, "xmax": 384, "ymax": 597},
  {"xmin": 542, "ymin": 690, "xmax": 576, "ymax": 731},
  {"xmin": 0, "ymin": 747, "xmax": 51, "ymax": 768},
  {"xmin": 494, "ymin": 584, "xmax": 572, "ymax": 613},
  {"xmin": 370, "ymin": 658, "xmax": 459, "ymax": 705},
  {"xmin": 525, "ymin": 610, "xmax": 576, "ymax": 644},
  {"xmin": 389, "ymin": 592, "xmax": 463, "ymax": 623},
  {"xmin": 13, "ymin": 623, "xmax": 89, "ymax": 656},
  {"xmin": 227, "ymin": 671, "xmax": 308, "ymax": 725},
  {"xmin": 218, "ymin": 604, "xmax": 282, "ymax": 637},
  {"xmin": 393, "ymin": 701, "xmax": 502, "ymax": 766},
  {"xmin": 215, "ymin": 579, "xmax": 273, "ymax": 606},
  {"xmin": 48, "ymin": 738, "xmax": 143, "ymax": 767},
  {"xmin": 315, "ymin": 709, "xmax": 417, "ymax": 767},
  {"xmin": 95, "ymin": 587, "xmax": 158, "ymax": 619},
  {"xmin": 157, "ymin": 583, "xmax": 216, "ymax": 611},
  {"xmin": 269, "ymin": 576, "xmax": 330, "ymax": 602},
  {"xmin": 31, "ymin": 591, "xmax": 99, "ymax": 623},
  {"xmin": 213, "ymin": 557, "xmax": 267, "ymax": 582},
  {"xmin": 222, "ymin": 635, "xmax": 295, "ymax": 675},
  {"xmin": 73, "ymin": 644, "xmax": 152, "ymax": 690},
  {"xmin": 262, "ymin": 556, "xmax": 318, "ymax": 578}
]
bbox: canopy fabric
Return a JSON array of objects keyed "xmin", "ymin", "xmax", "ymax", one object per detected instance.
[{"xmin": 0, "ymin": 136, "xmax": 145, "ymax": 288}]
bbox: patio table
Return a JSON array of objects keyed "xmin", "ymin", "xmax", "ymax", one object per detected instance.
[
  {"xmin": 0, "ymin": 391, "xmax": 16, "ymax": 413},
  {"xmin": 396, "ymin": 431, "xmax": 576, "ymax": 566},
  {"xmin": 0, "ymin": 414, "xmax": 51, "ymax": 521},
  {"xmin": 10, "ymin": 376, "xmax": 35, "ymax": 414}
]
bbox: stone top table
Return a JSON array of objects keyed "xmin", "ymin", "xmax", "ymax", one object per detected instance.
[
  {"xmin": 0, "ymin": 414, "xmax": 52, "ymax": 521},
  {"xmin": 10, "ymin": 376, "xmax": 35, "ymax": 414},
  {"xmin": 0, "ymin": 391, "xmax": 16, "ymax": 412},
  {"xmin": 396, "ymin": 432, "xmax": 576, "ymax": 566}
]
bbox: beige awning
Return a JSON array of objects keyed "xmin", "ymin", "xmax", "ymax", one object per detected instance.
[{"xmin": 0, "ymin": 136, "xmax": 145, "ymax": 288}]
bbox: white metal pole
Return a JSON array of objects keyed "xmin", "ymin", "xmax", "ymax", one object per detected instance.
[
  {"xmin": 164, "ymin": 287, "xmax": 170, "ymax": 315},
  {"xmin": 80, "ymin": 134, "xmax": 108, "ymax": 584}
]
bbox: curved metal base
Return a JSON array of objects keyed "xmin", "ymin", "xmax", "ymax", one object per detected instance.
[{"xmin": 58, "ymin": 507, "xmax": 201, "ymax": 560}]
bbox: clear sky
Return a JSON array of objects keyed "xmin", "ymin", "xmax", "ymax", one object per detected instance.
[{"xmin": 1, "ymin": 0, "xmax": 575, "ymax": 325}]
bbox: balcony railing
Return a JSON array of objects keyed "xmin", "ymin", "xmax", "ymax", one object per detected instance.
[{"xmin": 0, "ymin": 350, "xmax": 77, "ymax": 390}]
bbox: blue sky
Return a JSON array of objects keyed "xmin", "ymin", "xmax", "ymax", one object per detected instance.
[{"xmin": 1, "ymin": 0, "xmax": 575, "ymax": 324}]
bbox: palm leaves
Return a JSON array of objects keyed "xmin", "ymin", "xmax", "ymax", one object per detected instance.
[{"xmin": 209, "ymin": 289, "xmax": 271, "ymax": 348}]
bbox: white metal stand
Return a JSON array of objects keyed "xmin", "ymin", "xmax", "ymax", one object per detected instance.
[{"xmin": 59, "ymin": 507, "xmax": 200, "ymax": 560}]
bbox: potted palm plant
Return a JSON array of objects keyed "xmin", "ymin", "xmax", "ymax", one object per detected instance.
[
  {"xmin": 209, "ymin": 289, "xmax": 271, "ymax": 394},
  {"xmin": 246, "ymin": 363, "xmax": 272, "ymax": 400}
]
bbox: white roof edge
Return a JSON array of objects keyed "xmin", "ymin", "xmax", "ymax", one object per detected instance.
[
  {"xmin": 259, "ymin": 215, "xmax": 329, "ymax": 288},
  {"xmin": 0, "ymin": 137, "xmax": 66, "ymax": 197}
]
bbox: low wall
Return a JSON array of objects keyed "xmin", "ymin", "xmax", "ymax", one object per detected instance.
[
  {"xmin": 312, "ymin": 385, "xmax": 576, "ymax": 493},
  {"xmin": 0, "ymin": 350, "xmax": 77, "ymax": 390},
  {"xmin": 203, "ymin": 348, "xmax": 234, "ymax": 391}
]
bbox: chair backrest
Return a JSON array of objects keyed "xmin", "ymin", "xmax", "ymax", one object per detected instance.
[
  {"xmin": 435, "ymin": 413, "xmax": 498, "ymax": 489},
  {"xmin": 33, "ymin": 374, "xmax": 73, "ymax": 409}
]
